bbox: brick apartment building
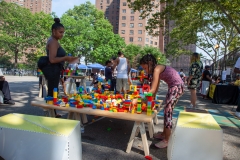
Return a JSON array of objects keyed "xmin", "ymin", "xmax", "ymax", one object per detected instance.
[
  {"xmin": 95, "ymin": 0, "xmax": 165, "ymax": 53},
  {"xmin": 1, "ymin": 0, "xmax": 52, "ymax": 14},
  {"xmin": 95, "ymin": 0, "xmax": 196, "ymax": 72}
]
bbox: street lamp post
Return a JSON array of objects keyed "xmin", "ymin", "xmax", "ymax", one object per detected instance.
[{"xmin": 214, "ymin": 44, "xmax": 220, "ymax": 75}]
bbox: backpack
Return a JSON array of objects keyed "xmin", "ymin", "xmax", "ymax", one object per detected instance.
[{"xmin": 37, "ymin": 56, "xmax": 50, "ymax": 70}]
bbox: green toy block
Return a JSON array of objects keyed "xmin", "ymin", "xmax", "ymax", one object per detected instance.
[{"xmin": 144, "ymin": 92, "xmax": 153, "ymax": 96}]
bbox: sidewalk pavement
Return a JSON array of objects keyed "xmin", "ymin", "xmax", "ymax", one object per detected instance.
[{"xmin": 0, "ymin": 76, "xmax": 239, "ymax": 160}]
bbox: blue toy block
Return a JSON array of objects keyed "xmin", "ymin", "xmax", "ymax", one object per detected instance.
[
  {"xmin": 92, "ymin": 105, "xmax": 97, "ymax": 109},
  {"xmin": 44, "ymin": 96, "xmax": 53, "ymax": 101},
  {"xmin": 70, "ymin": 103, "xmax": 75, "ymax": 107}
]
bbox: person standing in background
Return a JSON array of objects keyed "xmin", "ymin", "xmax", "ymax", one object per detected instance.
[
  {"xmin": 187, "ymin": 52, "xmax": 203, "ymax": 108},
  {"xmin": 201, "ymin": 65, "xmax": 212, "ymax": 99},
  {"xmin": 105, "ymin": 60, "xmax": 113, "ymax": 91},
  {"xmin": 41, "ymin": 18, "xmax": 78, "ymax": 117},
  {"xmin": 112, "ymin": 51, "xmax": 130, "ymax": 94},
  {"xmin": 111, "ymin": 57, "xmax": 117, "ymax": 92}
]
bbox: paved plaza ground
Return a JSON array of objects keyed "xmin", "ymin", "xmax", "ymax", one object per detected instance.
[{"xmin": 0, "ymin": 76, "xmax": 239, "ymax": 160}]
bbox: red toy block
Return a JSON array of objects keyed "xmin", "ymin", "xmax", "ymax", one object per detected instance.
[
  {"xmin": 118, "ymin": 108, "xmax": 124, "ymax": 112},
  {"xmin": 146, "ymin": 96, "xmax": 153, "ymax": 101},
  {"xmin": 76, "ymin": 104, "xmax": 83, "ymax": 108}
]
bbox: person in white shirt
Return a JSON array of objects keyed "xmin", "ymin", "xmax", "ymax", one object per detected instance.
[
  {"xmin": 112, "ymin": 51, "xmax": 130, "ymax": 94},
  {"xmin": 234, "ymin": 57, "xmax": 240, "ymax": 118}
]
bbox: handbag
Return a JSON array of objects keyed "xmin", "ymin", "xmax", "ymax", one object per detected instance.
[{"xmin": 37, "ymin": 56, "xmax": 50, "ymax": 70}]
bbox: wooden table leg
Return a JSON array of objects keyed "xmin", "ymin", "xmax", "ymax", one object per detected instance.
[
  {"xmin": 154, "ymin": 114, "xmax": 159, "ymax": 124},
  {"xmin": 126, "ymin": 122, "xmax": 150, "ymax": 156},
  {"xmin": 39, "ymin": 83, "xmax": 43, "ymax": 98},
  {"xmin": 67, "ymin": 112, "xmax": 74, "ymax": 119},
  {"xmin": 81, "ymin": 113, "xmax": 88, "ymax": 124},
  {"xmin": 126, "ymin": 122, "xmax": 139, "ymax": 153},
  {"xmin": 139, "ymin": 122, "xmax": 150, "ymax": 156},
  {"xmin": 147, "ymin": 120, "xmax": 154, "ymax": 138},
  {"xmin": 49, "ymin": 109, "xmax": 56, "ymax": 117}
]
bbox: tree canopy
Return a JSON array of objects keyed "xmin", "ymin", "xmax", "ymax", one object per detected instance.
[
  {"xmin": 0, "ymin": 1, "xmax": 52, "ymax": 67},
  {"xmin": 61, "ymin": 1, "xmax": 126, "ymax": 65},
  {"xmin": 127, "ymin": 0, "xmax": 240, "ymax": 62}
]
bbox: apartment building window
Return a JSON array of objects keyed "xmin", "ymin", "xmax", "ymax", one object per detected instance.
[
  {"xmin": 130, "ymin": 23, "xmax": 134, "ymax": 28},
  {"xmin": 122, "ymin": 23, "xmax": 126, "ymax": 27},
  {"xmin": 129, "ymin": 37, "xmax": 133, "ymax": 42},
  {"xmin": 121, "ymin": 30, "xmax": 125, "ymax": 34},
  {"xmin": 131, "ymin": 9, "xmax": 134, "ymax": 14},
  {"xmin": 138, "ymin": 30, "xmax": 142, "ymax": 34},
  {"xmin": 130, "ymin": 30, "xmax": 134, "ymax": 35},
  {"xmin": 123, "ymin": 2, "xmax": 126, "ymax": 6},
  {"xmin": 122, "ymin": 9, "xmax": 126, "ymax": 13},
  {"xmin": 150, "ymin": 41, "xmax": 153, "ymax": 44},
  {"xmin": 122, "ymin": 16, "xmax": 126, "ymax": 20},
  {"xmin": 101, "ymin": 6, "xmax": 103, "ymax": 9},
  {"xmin": 155, "ymin": 42, "xmax": 157, "ymax": 45},
  {"xmin": 139, "ymin": 16, "xmax": 142, "ymax": 20},
  {"xmin": 146, "ymin": 38, "xmax": 149, "ymax": 42},
  {"xmin": 107, "ymin": 0, "xmax": 110, "ymax": 4},
  {"xmin": 106, "ymin": 11, "xmax": 109, "ymax": 14},
  {"xmin": 116, "ymin": 16, "xmax": 119, "ymax": 20},
  {"xmin": 138, "ymin": 37, "xmax": 142, "ymax": 41},
  {"xmin": 138, "ymin": 23, "xmax": 143, "ymax": 27},
  {"xmin": 130, "ymin": 16, "xmax": 134, "ymax": 21}
]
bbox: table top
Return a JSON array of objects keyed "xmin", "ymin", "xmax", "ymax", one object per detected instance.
[
  {"xmin": 63, "ymin": 75, "xmax": 85, "ymax": 79},
  {"xmin": 31, "ymin": 101, "xmax": 156, "ymax": 123}
]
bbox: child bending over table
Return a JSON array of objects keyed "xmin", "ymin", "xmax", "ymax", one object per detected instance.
[{"xmin": 132, "ymin": 54, "xmax": 184, "ymax": 148}]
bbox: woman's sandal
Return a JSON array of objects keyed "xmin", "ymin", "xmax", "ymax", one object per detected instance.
[
  {"xmin": 154, "ymin": 139, "xmax": 168, "ymax": 149},
  {"xmin": 153, "ymin": 132, "xmax": 165, "ymax": 140}
]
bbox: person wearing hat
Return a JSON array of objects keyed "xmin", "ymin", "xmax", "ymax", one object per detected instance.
[
  {"xmin": 0, "ymin": 69, "xmax": 15, "ymax": 105},
  {"xmin": 201, "ymin": 65, "xmax": 212, "ymax": 99}
]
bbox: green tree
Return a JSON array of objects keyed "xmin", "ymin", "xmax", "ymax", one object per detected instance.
[
  {"xmin": 0, "ymin": 55, "xmax": 12, "ymax": 68},
  {"xmin": 61, "ymin": 1, "xmax": 126, "ymax": 65},
  {"xmin": 122, "ymin": 44, "xmax": 141, "ymax": 68},
  {"xmin": 0, "ymin": 1, "xmax": 52, "ymax": 67},
  {"xmin": 139, "ymin": 46, "xmax": 166, "ymax": 65},
  {"xmin": 127, "ymin": 0, "xmax": 239, "ymax": 68},
  {"xmin": 127, "ymin": 0, "xmax": 240, "ymax": 35}
]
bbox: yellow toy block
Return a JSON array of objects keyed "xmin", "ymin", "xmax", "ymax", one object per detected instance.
[
  {"xmin": 47, "ymin": 100, "xmax": 53, "ymax": 105},
  {"xmin": 130, "ymin": 85, "xmax": 137, "ymax": 92}
]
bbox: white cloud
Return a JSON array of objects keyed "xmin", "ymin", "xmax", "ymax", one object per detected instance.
[{"xmin": 52, "ymin": 0, "xmax": 95, "ymax": 17}]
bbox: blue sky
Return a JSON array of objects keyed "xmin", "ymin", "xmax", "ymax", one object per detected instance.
[{"xmin": 52, "ymin": 0, "xmax": 95, "ymax": 17}]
